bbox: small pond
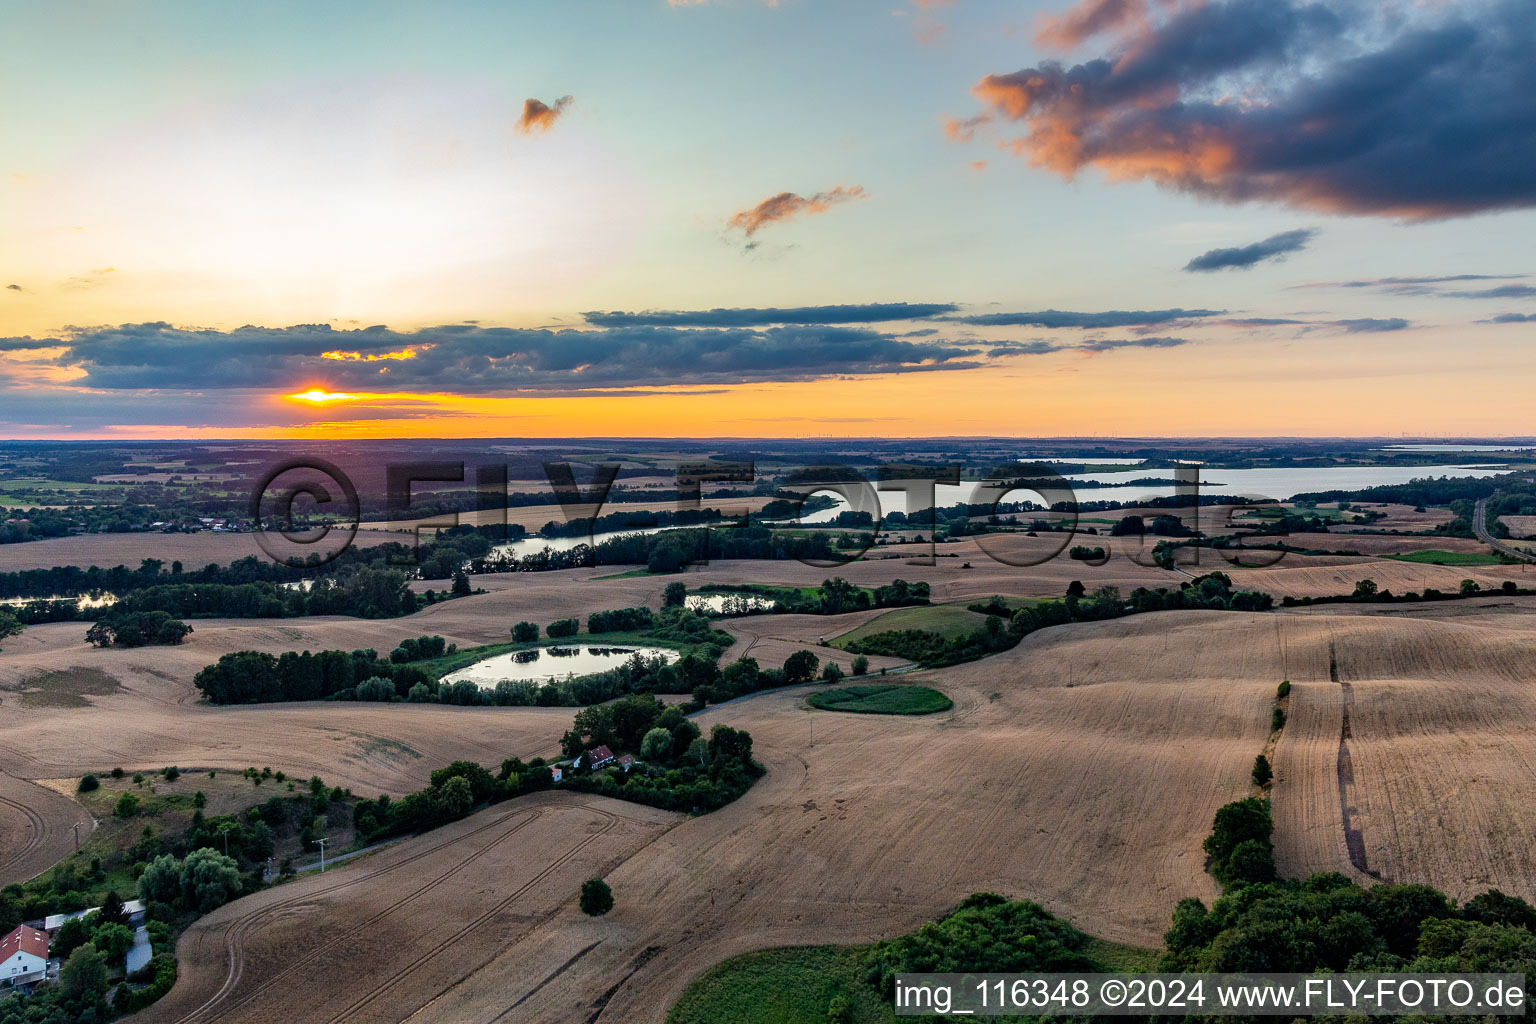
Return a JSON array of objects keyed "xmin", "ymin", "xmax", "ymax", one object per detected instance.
[
  {"xmin": 684, "ymin": 592, "xmax": 778, "ymax": 615},
  {"xmin": 442, "ymin": 644, "xmax": 680, "ymax": 687}
]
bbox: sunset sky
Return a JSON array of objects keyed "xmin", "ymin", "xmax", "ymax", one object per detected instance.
[{"xmin": 2, "ymin": 0, "xmax": 1533, "ymax": 438}]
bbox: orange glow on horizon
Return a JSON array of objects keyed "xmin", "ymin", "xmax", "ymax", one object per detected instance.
[{"xmin": 287, "ymin": 389, "xmax": 359, "ymax": 404}]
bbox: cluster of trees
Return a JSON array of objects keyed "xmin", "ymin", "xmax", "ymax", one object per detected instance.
[
  {"xmin": 846, "ymin": 574, "xmax": 1274, "ymax": 669},
  {"xmin": 353, "ymin": 701, "xmax": 763, "ymax": 839},
  {"xmin": 138, "ymin": 848, "xmax": 246, "ymax": 914},
  {"xmin": 85, "ymin": 609, "xmax": 192, "ymax": 647},
  {"xmin": 685, "ymin": 647, "xmax": 845, "ymax": 705},
  {"xmin": 194, "ymin": 647, "xmax": 433, "ymax": 704},
  {"xmin": 865, "ymin": 892, "xmax": 1101, "ymax": 1000},
  {"xmin": 586, "ymin": 606, "xmax": 654, "ymax": 632},
  {"xmin": 558, "ymin": 694, "xmax": 763, "ymax": 814},
  {"xmin": 1110, "ymin": 513, "xmax": 1196, "ymax": 537},
  {"xmin": 112, "ymin": 567, "xmax": 421, "ymax": 620},
  {"xmin": 351, "ymin": 759, "xmax": 549, "ymax": 842},
  {"xmin": 0, "ymin": 608, "xmax": 21, "ymax": 652},
  {"xmin": 388, "ymin": 634, "xmax": 449, "ymax": 663}
]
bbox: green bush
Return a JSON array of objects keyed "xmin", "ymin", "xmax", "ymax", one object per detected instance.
[
  {"xmin": 1252, "ymin": 754, "xmax": 1273, "ymax": 786},
  {"xmin": 77, "ymin": 773, "xmax": 99, "ymax": 793},
  {"xmin": 580, "ymin": 878, "xmax": 614, "ymax": 916},
  {"xmin": 1203, "ymin": 797, "xmax": 1275, "ymax": 888},
  {"xmin": 547, "ymin": 617, "xmax": 579, "ymax": 637}
]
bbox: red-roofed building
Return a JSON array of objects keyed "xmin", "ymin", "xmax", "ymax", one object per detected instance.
[
  {"xmin": 586, "ymin": 745, "xmax": 616, "ymax": 770},
  {"xmin": 1, "ymin": 925, "xmax": 48, "ymax": 988},
  {"xmin": 618, "ymin": 754, "xmax": 636, "ymax": 772}
]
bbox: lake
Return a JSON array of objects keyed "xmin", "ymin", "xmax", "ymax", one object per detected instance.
[
  {"xmin": 0, "ymin": 592, "xmax": 117, "ymax": 610},
  {"xmin": 442, "ymin": 644, "xmax": 679, "ymax": 687},
  {"xmin": 685, "ymin": 592, "xmax": 778, "ymax": 615},
  {"xmin": 792, "ymin": 464, "xmax": 1507, "ymax": 522},
  {"xmin": 489, "ymin": 526, "xmax": 671, "ymax": 561}
]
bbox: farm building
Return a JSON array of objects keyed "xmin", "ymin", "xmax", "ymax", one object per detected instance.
[
  {"xmin": 1, "ymin": 925, "xmax": 48, "ymax": 988},
  {"xmin": 618, "ymin": 754, "xmax": 636, "ymax": 772},
  {"xmin": 586, "ymin": 745, "xmax": 616, "ymax": 770},
  {"xmin": 44, "ymin": 899, "xmax": 146, "ymax": 934}
]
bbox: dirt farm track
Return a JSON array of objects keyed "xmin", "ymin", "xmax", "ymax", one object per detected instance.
[{"xmin": 1, "ymin": 543, "xmax": 1535, "ymax": 1021}]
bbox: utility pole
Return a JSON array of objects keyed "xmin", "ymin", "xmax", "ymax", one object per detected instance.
[
  {"xmin": 317, "ymin": 836, "xmax": 328, "ymax": 873},
  {"xmin": 72, "ymin": 822, "xmax": 81, "ymax": 852}
]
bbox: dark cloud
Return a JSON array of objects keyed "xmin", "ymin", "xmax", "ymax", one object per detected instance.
[
  {"xmin": 970, "ymin": 0, "xmax": 1536, "ymax": 219},
  {"xmin": 515, "ymin": 95, "xmax": 572, "ymax": 134},
  {"xmin": 1219, "ymin": 317, "xmax": 1309, "ymax": 327},
  {"xmin": 955, "ymin": 308, "xmax": 1222, "ymax": 328},
  {"xmin": 582, "ymin": 303, "xmax": 958, "ymax": 327},
  {"xmin": 1479, "ymin": 313, "xmax": 1536, "ymax": 324},
  {"xmin": 1, "ymin": 321, "xmax": 991, "ymax": 394},
  {"xmin": 1333, "ymin": 274, "xmax": 1524, "ymax": 289},
  {"xmin": 1078, "ymin": 336, "xmax": 1190, "ymax": 352},
  {"xmin": 727, "ymin": 187, "xmax": 866, "ymax": 236},
  {"xmin": 984, "ymin": 339, "xmax": 1070, "ymax": 357},
  {"xmin": 1183, "ymin": 228, "xmax": 1316, "ymax": 272},
  {"xmin": 1446, "ymin": 284, "xmax": 1536, "ymax": 299},
  {"xmin": 1332, "ymin": 318, "xmax": 1410, "ymax": 333},
  {"xmin": 5, "ymin": 284, "xmax": 21, "ymax": 292}
]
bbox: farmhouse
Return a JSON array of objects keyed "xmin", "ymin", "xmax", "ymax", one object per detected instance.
[
  {"xmin": 549, "ymin": 765, "xmax": 564, "ymax": 783},
  {"xmin": 586, "ymin": 745, "xmax": 616, "ymax": 770},
  {"xmin": 1, "ymin": 925, "xmax": 48, "ymax": 988},
  {"xmin": 618, "ymin": 754, "xmax": 636, "ymax": 772}
]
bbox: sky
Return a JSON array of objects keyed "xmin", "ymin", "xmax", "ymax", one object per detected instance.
[{"xmin": 1, "ymin": 0, "xmax": 1533, "ymax": 439}]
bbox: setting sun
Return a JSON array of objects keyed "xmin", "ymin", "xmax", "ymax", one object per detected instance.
[{"xmin": 287, "ymin": 389, "xmax": 358, "ymax": 404}]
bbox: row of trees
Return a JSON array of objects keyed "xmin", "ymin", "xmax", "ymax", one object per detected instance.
[
  {"xmin": 692, "ymin": 577, "xmax": 931, "ymax": 617},
  {"xmin": 844, "ymin": 574, "xmax": 1274, "ymax": 668},
  {"xmin": 193, "ymin": 646, "xmax": 434, "ymax": 704},
  {"xmin": 1164, "ymin": 794, "xmax": 1536, "ymax": 989}
]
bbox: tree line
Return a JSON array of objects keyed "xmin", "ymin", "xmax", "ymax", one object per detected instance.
[{"xmin": 843, "ymin": 574, "xmax": 1274, "ymax": 669}]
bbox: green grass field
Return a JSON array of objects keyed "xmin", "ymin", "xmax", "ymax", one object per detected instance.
[
  {"xmin": 1386, "ymin": 550, "xmax": 1505, "ymax": 565},
  {"xmin": 667, "ymin": 946, "xmax": 890, "ymax": 1024},
  {"xmin": 807, "ymin": 684, "xmax": 953, "ymax": 715},
  {"xmin": 832, "ymin": 603, "xmax": 986, "ymax": 646},
  {"xmin": 667, "ymin": 937, "xmax": 1159, "ymax": 1023}
]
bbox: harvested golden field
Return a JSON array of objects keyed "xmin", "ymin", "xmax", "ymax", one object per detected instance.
[
  {"xmin": 134, "ymin": 793, "xmax": 677, "ymax": 1024},
  {"xmin": 1276, "ymin": 533, "xmax": 1490, "ymax": 556},
  {"xmin": 137, "ymin": 609, "xmax": 1289, "ymax": 1024},
  {"xmin": 8, "ymin": 541, "xmax": 1536, "ymax": 1020},
  {"xmin": 0, "ymin": 532, "xmax": 389, "ymax": 573},
  {"xmin": 1501, "ymin": 514, "xmax": 1536, "ymax": 538},
  {"xmin": 103, "ymin": 602, "xmax": 1536, "ymax": 1024},
  {"xmin": 1270, "ymin": 607, "xmax": 1536, "ymax": 902},
  {"xmin": 1225, "ymin": 558, "xmax": 1533, "ymax": 599},
  {"xmin": 0, "ymin": 770, "xmax": 94, "ymax": 886}
]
